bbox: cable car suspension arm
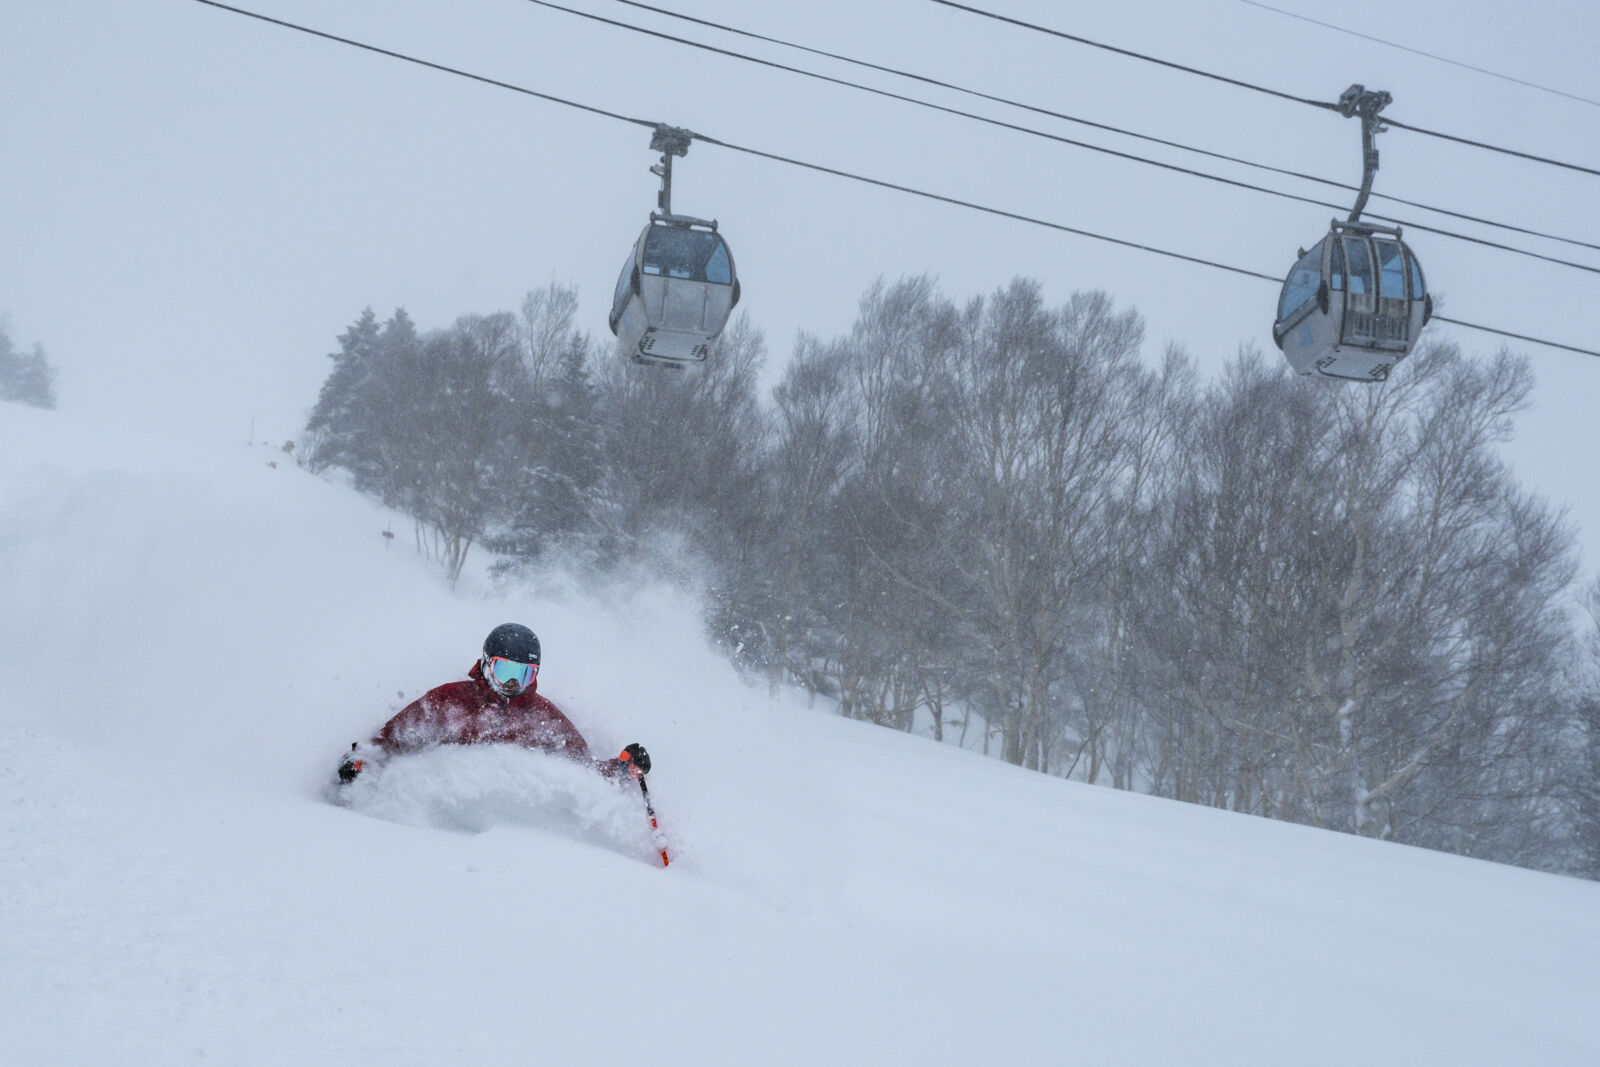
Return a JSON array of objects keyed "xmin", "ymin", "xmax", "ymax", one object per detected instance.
[
  {"xmin": 649, "ymin": 124, "xmax": 694, "ymax": 218},
  {"xmin": 1338, "ymin": 84, "xmax": 1392, "ymax": 224}
]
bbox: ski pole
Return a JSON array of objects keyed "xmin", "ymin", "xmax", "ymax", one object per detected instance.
[{"xmin": 637, "ymin": 775, "xmax": 670, "ymax": 868}]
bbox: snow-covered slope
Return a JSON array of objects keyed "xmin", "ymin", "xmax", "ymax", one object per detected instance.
[{"xmin": 3, "ymin": 403, "xmax": 1598, "ymax": 1066}]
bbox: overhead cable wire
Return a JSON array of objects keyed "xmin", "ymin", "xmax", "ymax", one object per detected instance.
[
  {"xmin": 1237, "ymin": 0, "xmax": 1600, "ymax": 109},
  {"xmin": 698, "ymin": 125, "xmax": 1600, "ymax": 360},
  {"xmin": 188, "ymin": 0, "xmax": 656, "ymax": 130},
  {"xmin": 604, "ymin": 0, "xmax": 1600, "ymax": 254},
  {"xmin": 926, "ymin": 0, "xmax": 1600, "ymax": 178},
  {"xmin": 1430, "ymin": 315, "xmax": 1596, "ymax": 358},
  {"xmin": 924, "ymin": 0, "xmax": 1336, "ymax": 110},
  {"xmin": 183, "ymin": 0, "xmax": 1600, "ymax": 361},
  {"xmin": 1381, "ymin": 116, "xmax": 1600, "ymax": 175},
  {"xmin": 523, "ymin": 0, "xmax": 1600, "ymax": 275}
]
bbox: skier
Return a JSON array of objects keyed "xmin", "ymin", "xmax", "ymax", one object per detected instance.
[{"xmin": 336, "ymin": 622, "xmax": 651, "ymax": 786}]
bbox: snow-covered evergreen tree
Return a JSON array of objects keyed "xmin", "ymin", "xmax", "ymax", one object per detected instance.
[{"xmin": 0, "ymin": 319, "xmax": 57, "ymax": 409}]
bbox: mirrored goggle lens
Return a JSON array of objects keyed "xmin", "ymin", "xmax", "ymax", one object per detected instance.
[{"xmin": 487, "ymin": 657, "xmax": 537, "ymax": 688}]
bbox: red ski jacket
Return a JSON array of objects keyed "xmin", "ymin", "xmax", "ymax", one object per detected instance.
[{"xmin": 371, "ymin": 661, "xmax": 599, "ymax": 767}]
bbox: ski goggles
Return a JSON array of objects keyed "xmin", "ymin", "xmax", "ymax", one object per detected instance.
[{"xmin": 485, "ymin": 656, "xmax": 538, "ymax": 690}]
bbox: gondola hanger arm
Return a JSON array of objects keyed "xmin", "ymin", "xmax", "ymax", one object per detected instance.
[{"xmin": 1337, "ymin": 84, "xmax": 1392, "ymax": 223}]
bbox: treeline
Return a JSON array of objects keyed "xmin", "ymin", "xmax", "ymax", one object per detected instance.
[
  {"xmin": 0, "ymin": 318, "xmax": 57, "ymax": 409},
  {"xmin": 304, "ymin": 276, "xmax": 1600, "ymax": 877},
  {"xmin": 302, "ymin": 284, "xmax": 765, "ymax": 585}
]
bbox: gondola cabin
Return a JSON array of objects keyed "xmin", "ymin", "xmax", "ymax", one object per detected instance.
[
  {"xmin": 609, "ymin": 217, "xmax": 740, "ymax": 368},
  {"xmin": 1273, "ymin": 220, "xmax": 1430, "ymax": 382}
]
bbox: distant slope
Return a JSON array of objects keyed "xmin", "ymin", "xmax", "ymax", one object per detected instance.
[{"xmin": 3, "ymin": 404, "xmax": 1598, "ymax": 1065}]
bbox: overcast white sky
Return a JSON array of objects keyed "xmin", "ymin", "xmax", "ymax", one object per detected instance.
[{"xmin": 4, "ymin": 0, "xmax": 1596, "ymax": 574}]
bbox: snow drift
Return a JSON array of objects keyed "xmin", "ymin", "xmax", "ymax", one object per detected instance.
[{"xmin": 3, "ymin": 400, "xmax": 1599, "ymax": 1065}]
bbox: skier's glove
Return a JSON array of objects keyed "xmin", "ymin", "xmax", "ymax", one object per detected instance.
[
  {"xmin": 617, "ymin": 742, "xmax": 651, "ymax": 776},
  {"xmin": 337, "ymin": 742, "xmax": 365, "ymax": 784}
]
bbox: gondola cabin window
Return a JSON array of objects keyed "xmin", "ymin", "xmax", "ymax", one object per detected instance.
[
  {"xmin": 613, "ymin": 258, "xmax": 634, "ymax": 309},
  {"xmin": 704, "ymin": 241, "xmax": 732, "ymax": 285},
  {"xmin": 642, "ymin": 227, "xmax": 731, "ymax": 284},
  {"xmin": 1407, "ymin": 249, "xmax": 1426, "ymax": 304},
  {"xmin": 1343, "ymin": 238, "xmax": 1374, "ymax": 298},
  {"xmin": 1278, "ymin": 240, "xmax": 1324, "ymax": 323},
  {"xmin": 1378, "ymin": 240, "xmax": 1408, "ymax": 301}
]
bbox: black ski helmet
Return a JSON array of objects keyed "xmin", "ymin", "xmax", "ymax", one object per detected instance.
[{"xmin": 483, "ymin": 623, "xmax": 541, "ymax": 666}]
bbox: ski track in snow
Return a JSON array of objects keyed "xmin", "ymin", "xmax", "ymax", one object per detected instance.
[{"xmin": 3, "ymin": 405, "xmax": 1600, "ymax": 1065}]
